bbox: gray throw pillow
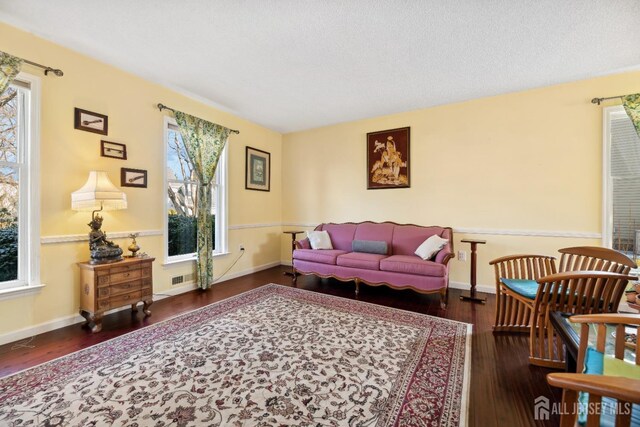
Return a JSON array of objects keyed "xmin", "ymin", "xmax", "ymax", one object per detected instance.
[{"xmin": 352, "ymin": 240, "xmax": 388, "ymax": 255}]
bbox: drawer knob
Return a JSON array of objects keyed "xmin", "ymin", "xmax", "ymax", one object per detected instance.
[{"xmin": 124, "ymin": 273, "xmax": 130, "ymax": 277}]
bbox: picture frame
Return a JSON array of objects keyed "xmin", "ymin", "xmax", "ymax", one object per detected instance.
[
  {"xmin": 100, "ymin": 140, "xmax": 127, "ymax": 160},
  {"xmin": 121, "ymin": 168, "xmax": 147, "ymax": 188},
  {"xmin": 74, "ymin": 108, "xmax": 108, "ymax": 135},
  {"xmin": 245, "ymin": 146, "xmax": 271, "ymax": 192},
  {"xmin": 366, "ymin": 127, "xmax": 410, "ymax": 189}
]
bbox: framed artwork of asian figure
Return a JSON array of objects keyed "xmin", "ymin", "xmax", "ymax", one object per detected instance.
[
  {"xmin": 366, "ymin": 127, "xmax": 410, "ymax": 189},
  {"xmin": 245, "ymin": 146, "xmax": 270, "ymax": 191}
]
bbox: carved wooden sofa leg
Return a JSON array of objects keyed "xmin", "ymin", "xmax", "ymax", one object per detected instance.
[
  {"xmin": 439, "ymin": 287, "xmax": 448, "ymax": 309},
  {"xmin": 354, "ymin": 279, "xmax": 360, "ymax": 296}
]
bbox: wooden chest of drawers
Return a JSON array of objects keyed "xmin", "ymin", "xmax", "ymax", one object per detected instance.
[{"xmin": 78, "ymin": 257, "xmax": 155, "ymax": 332}]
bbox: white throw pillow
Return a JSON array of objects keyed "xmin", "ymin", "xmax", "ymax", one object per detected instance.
[
  {"xmin": 415, "ymin": 235, "xmax": 448, "ymax": 260},
  {"xmin": 307, "ymin": 230, "xmax": 334, "ymax": 250}
]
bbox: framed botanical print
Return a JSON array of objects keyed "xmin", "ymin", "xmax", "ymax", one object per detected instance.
[
  {"xmin": 366, "ymin": 127, "xmax": 410, "ymax": 189},
  {"xmin": 245, "ymin": 146, "xmax": 270, "ymax": 191},
  {"xmin": 121, "ymin": 168, "xmax": 147, "ymax": 188},
  {"xmin": 74, "ymin": 108, "xmax": 108, "ymax": 135}
]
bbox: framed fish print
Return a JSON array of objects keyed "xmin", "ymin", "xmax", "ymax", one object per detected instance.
[
  {"xmin": 366, "ymin": 127, "xmax": 410, "ymax": 189},
  {"xmin": 245, "ymin": 146, "xmax": 270, "ymax": 192}
]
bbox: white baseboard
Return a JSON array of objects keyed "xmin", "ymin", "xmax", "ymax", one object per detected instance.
[
  {"xmin": 0, "ymin": 313, "xmax": 85, "ymax": 347},
  {"xmin": 0, "ymin": 260, "xmax": 283, "ymax": 347},
  {"xmin": 216, "ymin": 261, "xmax": 282, "ymax": 283},
  {"xmin": 448, "ymin": 281, "xmax": 495, "ymax": 295}
]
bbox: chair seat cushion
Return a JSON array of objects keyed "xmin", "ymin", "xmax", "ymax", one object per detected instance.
[
  {"xmin": 336, "ymin": 252, "xmax": 386, "ymax": 270},
  {"xmin": 579, "ymin": 347, "xmax": 640, "ymax": 426},
  {"xmin": 380, "ymin": 255, "xmax": 446, "ymax": 277},
  {"xmin": 293, "ymin": 249, "xmax": 347, "ymax": 265},
  {"xmin": 500, "ymin": 278, "xmax": 539, "ymax": 300}
]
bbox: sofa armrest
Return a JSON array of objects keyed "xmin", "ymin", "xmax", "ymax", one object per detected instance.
[
  {"xmin": 435, "ymin": 242, "xmax": 454, "ymax": 265},
  {"xmin": 295, "ymin": 238, "xmax": 311, "ymax": 250}
]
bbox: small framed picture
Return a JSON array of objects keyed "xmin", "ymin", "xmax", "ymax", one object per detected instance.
[
  {"xmin": 100, "ymin": 141, "xmax": 127, "ymax": 160},
  {"xmin": 245, "ymin": 146, "xmax": 270, "ymax": 192},
  {"xmin": 74, "ymin": 108, "xmax": 108, "ymax": 135},
  {"xmin": 121, "ymin": 168, "xmax": 147, "ymax": 188}
]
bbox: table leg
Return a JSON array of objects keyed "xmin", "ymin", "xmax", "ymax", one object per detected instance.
[
  {"xmin": 284, "ymin": 233, "xmax": 300, "ymax": 277},
  {"xmin": 460, "ymin": 242, "xmax": 486, "ymax": 303}
]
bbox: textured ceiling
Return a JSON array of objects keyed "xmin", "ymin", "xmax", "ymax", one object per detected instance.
[{"xmin": 0, "ymin": 1, "xmax": 639, "ymax": 133}]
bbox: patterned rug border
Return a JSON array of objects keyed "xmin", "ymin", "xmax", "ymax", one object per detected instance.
[{"xmin": 0, "ymin": 284, "xmax": 472, "ymax": 425}]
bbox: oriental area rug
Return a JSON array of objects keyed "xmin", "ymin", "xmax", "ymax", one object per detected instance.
[{"xmin": 0, "ymin": 284, "xmax": 471, "ymax": 426}]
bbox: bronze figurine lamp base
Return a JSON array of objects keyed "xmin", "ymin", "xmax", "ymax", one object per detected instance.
[{"xmin": 71, "ymin": 171, "xmax": 128, "ymax": 264}]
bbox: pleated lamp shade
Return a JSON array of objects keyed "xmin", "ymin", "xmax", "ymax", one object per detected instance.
[{"xmin": 71, "ymin": 171, "xmax": 127, "ymax": 211}]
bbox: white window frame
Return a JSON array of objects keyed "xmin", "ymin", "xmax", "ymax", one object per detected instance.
[
  {"xmin": 602, "ymin": 105, "xmax": 632, "ymax": 249},
  {"xmin": 163, "ymin": 116, "xmax": 228, "ymax": 265},
  {"xmin": 0, "ymin": 71, "xmax": 42, "ymax": 297}
]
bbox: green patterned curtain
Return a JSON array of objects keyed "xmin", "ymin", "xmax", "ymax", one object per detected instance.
[
  {"xmin": 0, "ymin": 52, "xmax": 23, "ymax": 108},
  {"xmin": 622, "ymin": 93, "xmax": 640, "ymax": 138},
  {"xmin": 174, "ymin": 111, "xmax": 231, "ymax": 290}
]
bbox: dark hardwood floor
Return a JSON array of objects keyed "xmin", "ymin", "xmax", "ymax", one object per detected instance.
[{"xmin": 0, "ymin": 266, "xmax": 561, "ymax": 426}]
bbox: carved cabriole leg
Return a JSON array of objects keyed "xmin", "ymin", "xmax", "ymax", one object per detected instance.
[
  {"xmin": 79, "ymin": 309, "xmax": 91, "ymax": 328},
  {"xmin": 439, "ymin": 288, "xmax": 447, "ymax": 310},
  {"xmin": 142, "ymin": 300, "xmax": 153, "ymax": 317},
  {"xmin": 80, "ymin": 310, "xmax": 103, "ymax": 332},
  {"xmin": 131, "ymin": 303, "xmax": 138, "ymax": 313},
  {"xmin": 92, "ymin": 313, "xmax": 103, "ymax": 333},
  {"xmin": 354, "ymin": 279, "xmax": 360, "ymax": 296}
]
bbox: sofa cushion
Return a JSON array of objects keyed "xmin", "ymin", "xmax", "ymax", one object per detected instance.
[
  {"xmin": 352, "ymin": 240, "xmax": 388, "ymax": 255},
  {"xmin": 392, "ymin": 224, "xmax": 447, "ymax": 256},
  {"xmin": 336, "ymin": 252, "xmax": 387, "ymax": 270},
  {"xmin": 321, "ymin": 223, "xmax": 358, "ymax": 252},
  {"xmin": 354, "ymin": 222, "xmax": 394, "ymax": 252},
  {"xmin": 380, "ymin": 255, "xmax": 446, "ymax": 277},
  {"xmin": 307, "ymin": 230, "xmax": 333, "ymax": 249},
  {"xmin": 415, "ymin": 235, "xmax": 448, "ymax": 260},
  {"xmin": 293, "ymin": 249, "xmax": 347, "ymax": 265}
]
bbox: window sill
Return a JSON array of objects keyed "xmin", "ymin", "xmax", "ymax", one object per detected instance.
[
  {"xmin": 0, "ymin": 284, "xmax": 45, "ymax": 301},
  {"xmin": 162, "ymin": 252, "xmax": 230, "ymax": 267}
]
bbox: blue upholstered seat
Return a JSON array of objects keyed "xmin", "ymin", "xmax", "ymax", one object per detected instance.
[
  {"xmin": 580, "ymin": 348, "xmax": 640, "ymax": 426},
  {"xmin": 500, "ymin": 278, "xmax": 540, "ymax": 300}
]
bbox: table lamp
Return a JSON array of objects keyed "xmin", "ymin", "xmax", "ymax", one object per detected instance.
[{"xmin": 71, "ymin": 171, "xmax": 127, "ymax": 264}]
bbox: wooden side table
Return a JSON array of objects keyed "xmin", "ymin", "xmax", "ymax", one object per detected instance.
[
  {"xmin": 460, "ymin": 239, "xmax": 487, "ymax": 303},
  {"xmin": 78, "ymin": 256, "xmax": 155, "ymax": 332},
  {"xmin": 283, "ymin": 230, "xmax": 304, "ymax": 277}
]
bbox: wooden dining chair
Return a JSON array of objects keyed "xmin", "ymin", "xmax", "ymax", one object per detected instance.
[
  {"xmin": 530, "ymin": 271, "xmax": 635, "ymax": 368},
  {"xmin": 490, "ymin": 247, "xmax": 635, "ymax": 333},
  {"xmin": 547, "ymin": 313, "xmax": 640, "ymax": 426}
]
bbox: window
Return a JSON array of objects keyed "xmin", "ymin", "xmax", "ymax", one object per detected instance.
[
  {"xmin": 603, "ymin": 106, "xmax": 640, "ymax": 256},
  {"xmin": 0, "ymin": 73, "xmax": 40, "ymax": 292},
  {"xmin": 164, "ymin": 117, "xmax": 227, "ymax": 263}
]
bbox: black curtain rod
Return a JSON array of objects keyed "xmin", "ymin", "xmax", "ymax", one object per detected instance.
[
  {"xmin": 591, "ymin": 95, "xmax": 624, "ymax": 105},
  {"xmin": 21, "ymin": 58, "xmax": 64, "ymax": 77},
  {"xmin": 157, "ymin": 103, "xmax": 240, "ymax": 134}
]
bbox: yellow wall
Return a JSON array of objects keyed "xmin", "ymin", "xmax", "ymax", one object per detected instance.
[
  {"xmin": 2, "ymin": 19, "xmax": 639, "ymax": 339},
  {"xmin": 282, "ymin": 71, "xmax": 640, "ymax": 288},
  {"xmin": 0, "ymin": 22, "xmax": 282, "ymax": 337}
]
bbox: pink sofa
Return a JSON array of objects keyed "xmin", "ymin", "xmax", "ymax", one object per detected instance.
[{"xmin": 292, "ymin": 221, "xmax": 454, "ymax": 307}]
